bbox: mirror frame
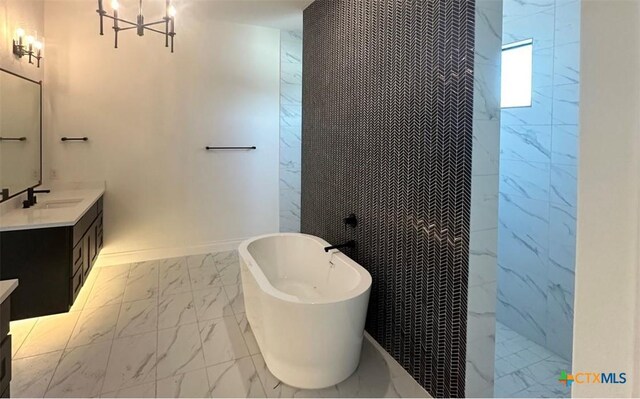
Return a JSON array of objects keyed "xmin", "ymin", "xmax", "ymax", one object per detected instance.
[{"xmin": 0, "ymin": 67, "xmax": 43, "ymax": 203}]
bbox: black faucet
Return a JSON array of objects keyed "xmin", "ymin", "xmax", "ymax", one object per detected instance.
[
  {"xmin": 23, "ymin": 187, "xmax": 51, "ymax": 208},
  {"xmin": 324, "ymin": 240, "xmax": 356, "ymax": 253}
]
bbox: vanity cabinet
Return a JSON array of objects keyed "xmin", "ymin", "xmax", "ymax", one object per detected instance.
[
  {"xmin": 0, "ymin": 298, "xmax": 11, "ymax": 398},
  {"xmin": 0, "ymin": 196, "xmax": 104, "ymax": 320}
]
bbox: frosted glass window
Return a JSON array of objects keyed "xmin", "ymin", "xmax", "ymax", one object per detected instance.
[{"xmin": 501, "ymin": 39, "xmax": 533, "ymax": 108}]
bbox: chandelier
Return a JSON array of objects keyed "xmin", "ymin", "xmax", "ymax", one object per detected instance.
[{"xmin": 96, "ymin": 0, "xmax": 176, "ymax": 52}]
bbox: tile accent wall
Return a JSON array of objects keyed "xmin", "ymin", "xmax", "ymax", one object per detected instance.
[
  {"xmin": 301, "ymin": 1, "xmax": 476, "ymax": 397},
  {"xmin": 466, "ymin": 0, "xmax": 503, "ymax": 397},
  {"xmin": 497, "ymin": 0, "xmax": 580, "ymax": 361},
  {"xmin": 279, "ymin": 31, "xmax": 303, "ymax": 233}
]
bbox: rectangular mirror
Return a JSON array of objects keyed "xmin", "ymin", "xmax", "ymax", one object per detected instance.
[{"xmin": 0, "ymin": 68, "xmax": 42, "ymax": 202}]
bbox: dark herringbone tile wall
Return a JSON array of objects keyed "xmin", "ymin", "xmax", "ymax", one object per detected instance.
[{"xmin": 301, "ymin": 0, "xmax": 475, "ymax": 397}]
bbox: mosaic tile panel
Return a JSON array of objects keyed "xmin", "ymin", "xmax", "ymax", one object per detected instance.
[{"xmin": 301, "ymin": 1, "xmax": 476, "ymax": 396}]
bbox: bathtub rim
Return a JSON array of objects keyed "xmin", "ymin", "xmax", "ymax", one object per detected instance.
[{"xmin": 238, "ymin": 232, "xmax": 372, "ymax": 305}]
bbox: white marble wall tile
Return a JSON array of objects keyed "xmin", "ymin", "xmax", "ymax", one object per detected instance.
[
  {"xmin": 45, "ymin": 341, "xmax": 112, "ymax": 398},
  {"xmin": 551, "ymin": 124, "xmax": 578, "ymax": 165},
  {"xmin": 158, "ymin": 292, "xmax": 197, "ymax": 329},
  {"xmin": 501, "ymin": 85, "xmax": 553, "ymax": 125},
  {"xmin": 549, "ymin": 203, "xmax": 576, "ymax": 242},
  {"xmin": 500, "ymin": 160, "xmax": 550, "ymax": 201},
  {"xmin": 474, "ymin": 63, "xmax": 502, "ymax": 121},
  {"xmin": 553, "ymin": 42, "xmax": 580, "ymax": 85},
  {"xmin": 469, "ymin": 229, "xmax": 499, "ymax": 287},
  {"xmin": 552, "ymin": 84, "xmax": 580, "ymax": 125},
  {"xmin": 11, "ymin": 350, "xmax": 63, "ymax": 398},
  {"xmin": 554, "ymin": 0, "xmax": 581, "ymax": 45},
  {"xmin": 102, "ymin": 331, "xmax": 157, "ymax": 393},
  {"xmin": 550, "ymin": 164, "xmax": 577, "ymax": 206},
  {"xmin": 207, "ymin": 357, "xmax": 266, "ymax": 398},
  {"xmin": 281, "ymin": 38, "xmax": 302, "ymax": 64},
  {"xmin": 500, "ymin": 125, "xmax": 552, "ymax": 163},
  {"xmin": 281, "ymin": 62, "xmax": 302, "ymax": 85},
  {"xmin": 157, "ymin": 368, "xmax": 212, "ymax": 398},
  {"xmin": 466, "ymin": 333, "xmax": 496, "ymax": 397},
  {"xmin": 502, "ymin": 0, "xmax": 554, "ymax": 22},
  {"xmin": 467, "ymin": 281, "xmax": 498, "ymax": 345},
  {"xmin": 503, "ymin": 9, "xmax": 555, "ymax": 49},
  {"xmin": 496, "ymin": 289, "xmax": 547, "ymax": 349},
  {"xmin": 532, "ymin": 46, "xmax": 555, "ymax": 88},
  {"xmin": 474, "ymin": 0, "xmax": 503, "ymax": 65},
  {"xmin": 281, "ymin": 83, "xmax": 302, "ymax": 105},
  {"xmin": 471, "ymin": 175, "xmax": 500, "ymax": 231},
  {"xmin": 156, "ymin": 323, "xmax": 206, "ymax": 380},
  {"xmin": 15, "ymin": 311, "xmax": 81, "ymax": 359},
  {"xmin": 199, "ymin": 316, "xmax": 249, "ymax": 366},
  {"xmin": 498, "ymin": 194, "xmax": 549, "ymax": 270},
  {"xmin": 115, "ymin": 298, "xmax": 158, "ymax": 338},
  {"xmin": 545, "ymin": 286, "xmax": 574, "ymax": 360},
  {"xmin": 473, "ymin": 120, "xmax": 501, "ymax": 175},
  {"xmin": 68, "ymin": 304, "xmax": 120, "ymax": 347}
]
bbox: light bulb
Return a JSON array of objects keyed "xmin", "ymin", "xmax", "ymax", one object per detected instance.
[
  {"xmin": 15, "ymin": 28, "xmax": 25, "ymax": 38},
  {"xmin": 168, "ymin": 4, "xmax": 176, "ymax": 17},
  {"xmin": 111, "ymin": 0, "xmax": 119, "ymax": 10},
  {"xmin": 26, "ymin": 35, "xmax": 35, "ymax": 45},
  {"xmin": 34, "ymin": 41, "xmax": 43, "ymax": 50}
]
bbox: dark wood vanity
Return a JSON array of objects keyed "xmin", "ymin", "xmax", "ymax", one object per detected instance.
[{"xmin": 0, "ymin": 195, "xmax": 104, "ymax": 320}]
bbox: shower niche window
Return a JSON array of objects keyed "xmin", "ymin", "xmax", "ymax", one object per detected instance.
[{"xmin": 500, "ymin": 39, "xmax": 533, "ymax": 108}]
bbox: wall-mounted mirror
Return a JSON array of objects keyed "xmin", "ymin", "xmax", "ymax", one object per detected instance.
[{"xmin": 0, "ymin": 68, "xmax": 42, "ymax": 202}]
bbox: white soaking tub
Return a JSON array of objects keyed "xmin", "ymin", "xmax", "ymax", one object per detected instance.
[{"xmin": 238, "ymin": 233, "xmax": 372, "ymax": 389}]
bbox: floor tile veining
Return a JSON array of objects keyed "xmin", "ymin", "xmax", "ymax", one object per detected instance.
[
  {"xmin": 9, "ymin": 251, "xmax": 429, "ymax": 398},
  {"xmin": 494, "ymin": 322, "xmax": 571, "ymax": 398}
]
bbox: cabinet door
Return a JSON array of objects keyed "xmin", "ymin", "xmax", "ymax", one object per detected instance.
[{"xmin": 83, "ymin": 229, "xmax": 92, "ymax": 277}]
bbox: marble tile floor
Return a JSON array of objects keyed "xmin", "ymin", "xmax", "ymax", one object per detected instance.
[
  {"xmin": 9, "ymin": 251, "xmax": 429, "ymax": 398},
  {"xmin": 494, "ymin": 322, "xmax": 571, "ymax": 398}
]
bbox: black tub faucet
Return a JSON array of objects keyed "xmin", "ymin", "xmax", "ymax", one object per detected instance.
[
  {"xmin": 324, "ymin": 240, "xmax": 356, "ymax": 253},
  {"xmin": 344, "ymin": 214, "xmax": 358, "ymax": 228}
]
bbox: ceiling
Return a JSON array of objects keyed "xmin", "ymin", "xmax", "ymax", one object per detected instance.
[{"xmin": 198, "ymin": 0, "xmax": 313, "ymax": 31}]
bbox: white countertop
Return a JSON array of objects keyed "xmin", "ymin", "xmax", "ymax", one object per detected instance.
[
  {"xmin": 0, "ymin": 188, "xmax": 104, "ymax": 232},
  {"xmin": 0, "ymin": 279, "xmax": 18, "ymax": 303}
]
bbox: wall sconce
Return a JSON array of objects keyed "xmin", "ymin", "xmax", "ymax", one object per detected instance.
[{"xmin": 12, "ymin": 28, "xmax": 44, "ymax": 68}]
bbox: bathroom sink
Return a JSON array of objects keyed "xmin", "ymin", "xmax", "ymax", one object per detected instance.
[{"xmin": 37, "ymin": 199, "xmax": 83, "ymax": 209}]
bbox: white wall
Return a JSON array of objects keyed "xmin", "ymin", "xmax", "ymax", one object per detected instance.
[
  {"xmin": 466, "ymin": 0, "xmax": 502, "ymax": 396},
  {"xmin": 43, "ymin": 0, "xmax": 280, "ymax": 259},
  {"xmin": 0, "ymin": 0, "xmax": 44, "ymax": 213},
  {"xmin": 0, "ymin": 0, "xmax": 44, "ymax": 82},
  {"xmin": 573, "ymin": 0, "xmax": 640, "ymax": 397}
]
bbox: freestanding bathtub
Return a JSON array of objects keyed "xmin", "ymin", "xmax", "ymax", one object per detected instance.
[{"xmin": 239, "ymin": 233, "xmax": 372, "ymax": 389}]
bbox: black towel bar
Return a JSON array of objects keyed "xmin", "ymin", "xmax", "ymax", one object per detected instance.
[
  {"xmin": 61, "ymin": 137, "xmax": 88, "ymax": 142},
  {"xmin": 205, "ymin": 146, "xmax": 256, "ymax": 150},
  {"xmin": 0, "ymin": 137, "xmax": 27, "ymax": 141}
]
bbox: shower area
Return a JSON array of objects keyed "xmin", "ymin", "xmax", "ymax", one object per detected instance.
[{"xmin": 493, "ymin": 0, "xmax": 580, "ymax": 397}]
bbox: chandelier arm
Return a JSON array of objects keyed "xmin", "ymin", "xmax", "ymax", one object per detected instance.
[
  {"xmin": 143, "ymin": 26, "xmax": 170, "ymax": 35},
  {"xmin": 141, "ymin": 20, "xmax": 166, "ymax": 28},
  {"xmin": 102, "ymin": 14, "xmax": 138, "ymax": 27}
]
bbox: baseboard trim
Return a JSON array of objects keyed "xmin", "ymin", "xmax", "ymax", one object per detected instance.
[{"xmin": 95, "ymin": 238, "xmax": 249, "ymax": 267}]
